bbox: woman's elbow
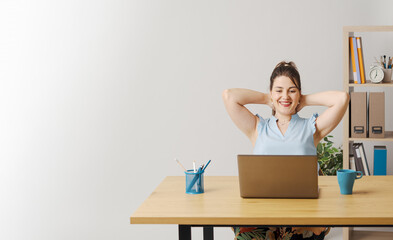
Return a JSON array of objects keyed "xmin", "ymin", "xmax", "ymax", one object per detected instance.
[
  {"xmin": 339, "ymin": 91, "xmax": 350, "ymax": 107},
  {"xmin": 222, "ymin": 89, "xmax": 233, "ymax": 102}
]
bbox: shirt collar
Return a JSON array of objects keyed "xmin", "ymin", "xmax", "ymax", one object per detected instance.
[{"xmin": 271, "ymin": 113, "xmax": 299, "ymax": 122}]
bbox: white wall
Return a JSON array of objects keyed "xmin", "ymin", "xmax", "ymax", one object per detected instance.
[{"xmin": 1, "ymin": 1, "xmax": 393, "ymax": 239}]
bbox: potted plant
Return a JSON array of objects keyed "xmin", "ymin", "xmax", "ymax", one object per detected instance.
[{"xmin": 317, "ymin": 135, "xmax": 343, "ymax": 176}]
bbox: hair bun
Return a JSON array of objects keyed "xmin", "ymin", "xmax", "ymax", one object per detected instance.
[{"xmin": 275, "ymin": 61, "xmax": 298, "ymax": 70}]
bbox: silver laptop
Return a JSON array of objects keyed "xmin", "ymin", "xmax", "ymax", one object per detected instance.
[{"xmin": 237, "ymin": 155, "xmax": 319, "ymax": 198}]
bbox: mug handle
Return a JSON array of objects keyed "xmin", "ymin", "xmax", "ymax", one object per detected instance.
[{"xmin": 355, "ymin": 171, "xmax": 363, "ymax": 179}]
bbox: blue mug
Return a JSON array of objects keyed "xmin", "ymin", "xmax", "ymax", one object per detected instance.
[{"xmin": 337, "ymin": 169, "xmax": 363, "ymax": 195}]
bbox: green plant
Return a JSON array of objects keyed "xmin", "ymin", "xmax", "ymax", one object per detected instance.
[{"xmin": 317, "ymin": 135, "xmax": 343, "ymax": 176}]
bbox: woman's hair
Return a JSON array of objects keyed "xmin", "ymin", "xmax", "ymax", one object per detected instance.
[
  {"xmin": 269, "ymin": 61, "xmax": 301, "ymax": 115},
  {"xmin": 269, "ymin": 61, "xmax": 301, "ymax": 92}
]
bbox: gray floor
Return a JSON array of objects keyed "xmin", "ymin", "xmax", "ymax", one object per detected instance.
[{"xmin": 325, "ymin": 228, "xmax": 342, "ymax": 240}]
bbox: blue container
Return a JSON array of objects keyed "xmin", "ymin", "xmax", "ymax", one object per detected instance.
[
  {"xmin": 374, "ymin": 146, "xmax": 387, "ymax": 175},
  {"xmin": 185, "ymin": 170, "xmax": 204, "ymax": 194}
]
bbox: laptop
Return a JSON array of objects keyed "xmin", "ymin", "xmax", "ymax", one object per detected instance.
[{"xmin": 237, "ymin": 155, "xmax": 319, "ymax": 198}]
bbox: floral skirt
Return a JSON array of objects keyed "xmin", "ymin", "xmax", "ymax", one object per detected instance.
[{"xmin": 232, "ymin": 226, "xmax": 330, "ymax": 240}]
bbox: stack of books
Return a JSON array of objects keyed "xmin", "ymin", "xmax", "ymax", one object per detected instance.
[
  {"xmin": 350, "ymin": 143, "xmax": 387, "ymax": 175},
  {"xmin": 349, "ymin": 37, "xmax": 366, "ymax": 84}
]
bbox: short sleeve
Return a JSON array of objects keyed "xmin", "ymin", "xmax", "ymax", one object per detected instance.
[
  {"xmin": 309, "ymin": 113, "xmax": 319, "ymax": 134},
  {"xmin": 256, "ymin": 114, "xmax": 266, "ymax": 132}
]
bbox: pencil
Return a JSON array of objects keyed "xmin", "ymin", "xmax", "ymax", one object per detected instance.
[{"xmin": 175, "ymin": 159, "xmax": 187, "ymax": 172}]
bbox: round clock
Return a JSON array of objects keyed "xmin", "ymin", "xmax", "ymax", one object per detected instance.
[{"xmin": 369, "ymin": 65, "xmax": 384, "ymax": 83}]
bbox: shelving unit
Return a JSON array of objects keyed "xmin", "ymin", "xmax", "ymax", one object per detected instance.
[{"xmin": 342, "ymin": 26, "xmax": 393, "ymax": 240}]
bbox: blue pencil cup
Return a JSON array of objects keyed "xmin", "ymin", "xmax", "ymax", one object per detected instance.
[{"xmin": 185, "ymin": 170, "xmax": 204, "ymax": 194}]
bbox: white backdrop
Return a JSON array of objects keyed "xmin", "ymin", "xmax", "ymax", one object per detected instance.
[{"xmin": 1, "ymin": 1, "xmax": 393, "ymax": 239}]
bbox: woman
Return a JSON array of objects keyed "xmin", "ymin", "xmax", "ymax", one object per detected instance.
[{"xmin": 222, "ymin": 61, "xmax": 349, "ymax": 240}]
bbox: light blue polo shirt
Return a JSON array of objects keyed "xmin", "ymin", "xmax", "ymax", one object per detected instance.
[{"xmin": 253, "ymin": 113, "xmax": 318, "ymax": 155}]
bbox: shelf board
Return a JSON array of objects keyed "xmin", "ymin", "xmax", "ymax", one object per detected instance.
[
  {"xmin": 344, "ymin": 25, "xmax": 393, "ymax": 32},
  {"xmin": 349, "ymin": 80, "xmax": 393, "ymax": 87},
  {"xmin": 350, "ymin": 131, "xmax": 393, "ymax": 142},
  {"xmin": 352, "ymin": 230, "xmax": 393, "ymax": 240}
]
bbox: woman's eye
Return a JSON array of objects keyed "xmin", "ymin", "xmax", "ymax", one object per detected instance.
[
  {"xmin": 290, "ymin": 91, "xmax": 297, "ymax": 93},
  {"xmin": 276, "ymin": 90, "xmax": 282, "ymax": 93}
]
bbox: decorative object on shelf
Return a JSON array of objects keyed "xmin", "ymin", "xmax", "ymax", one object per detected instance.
[
  {"xmin": 369, "ymin": 65, "xmax": 384, "ymax": 83},
  {"xmin": 317, "ymin": 135, "xmax": 343, "ymax": 176}
]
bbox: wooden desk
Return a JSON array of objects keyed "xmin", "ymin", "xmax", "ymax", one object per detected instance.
[{"xmin": 131, "ymin": 176, "xmax": 393, "ymax": 240}]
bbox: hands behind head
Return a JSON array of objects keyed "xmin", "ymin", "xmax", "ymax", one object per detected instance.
[{"xmin": 295, "ymin": 94, "xmax": 305, "ymax": 113}]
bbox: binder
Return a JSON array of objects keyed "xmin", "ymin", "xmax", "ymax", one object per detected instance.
[
  {"xmin": 374, "ymin": 146, "xmax": 387, "ymax": 175},
  {"xmin": 349, "ymin": 37, "xmax": 359, "ymax": 84},
  {"xmin": 349, "ymin": 155, "xmax": 356, "ymax": 170},
  {"xmin": 356, "ymin": 37, "xmax": 366, "ymax": 84},
  {"xmin": 353, "ymin": 143, "xmax": 365, "ymax": 174},
  {"xmin": 368, "ymin": 92, "xmax": 385, "ymax": 138},
  {"xmin": 352, "ymin": 37, "xmax": 361, "ymax": 84},
  {"xmin": 350, "ymin": 92, "xmax": 367, "ymax": 138},
  {"xmin": 358, "ymin": 143, "xmax": 370, "ymax": 175}
]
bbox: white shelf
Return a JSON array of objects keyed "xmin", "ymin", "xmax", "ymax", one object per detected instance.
[
  {"xmin": 349, "ymin": 80, "xmax": 393, "ymax": 87},
  {"xmin": 350, "ymin": 131, "xmax": 393, "ymax": 142}
]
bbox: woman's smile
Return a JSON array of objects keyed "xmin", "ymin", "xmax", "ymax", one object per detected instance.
[{"xmin": 279, "ymin": 100, "xmax": 292, "ymax": 107}]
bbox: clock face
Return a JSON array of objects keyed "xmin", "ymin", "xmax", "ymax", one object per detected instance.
[{"xmin": 369, "ymin": 67, "xmax": 384, "ymax": 83}]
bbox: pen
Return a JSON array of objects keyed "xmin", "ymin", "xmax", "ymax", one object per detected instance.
[
  {"xmin": 193, "ymin": 161, "xmax": 196, "ymax": 173},
  {"xmin": 175, "ymin": 158, "xmax": 187, "ymax": 172},
  {"xmin": 202, "ymin": 160, "xmax": 211, "ymax": 172},
  {"xmin": 384, "ymin": 55, "xmax": 386, "ymax": 68},
  {"xmin": 196, "ymin": 165, "xmax": 203, "ymax": 192}
]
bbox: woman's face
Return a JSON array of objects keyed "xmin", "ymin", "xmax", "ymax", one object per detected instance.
[{"xmin": 270, "ymin": 76, "xmax": 301, "ymax": 116}]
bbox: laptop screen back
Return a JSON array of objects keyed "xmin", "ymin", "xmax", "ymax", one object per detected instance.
[{"xmin": 237, "ymin": 155, "xmax": 319, "ymax": 198}]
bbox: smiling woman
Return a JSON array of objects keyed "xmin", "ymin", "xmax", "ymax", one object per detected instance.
[
  {"xmin": 222, "ymin": 61, "xmax": 349, "ymax": 240},
  {"xmin": 222, "ymin": 61, "xmax": 349, "ymax": 148}
]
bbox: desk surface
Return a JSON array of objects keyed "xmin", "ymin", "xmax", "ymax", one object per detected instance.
[{"xmin": 130, "ymin": 176, "xmax": 393, "ymax": 226}]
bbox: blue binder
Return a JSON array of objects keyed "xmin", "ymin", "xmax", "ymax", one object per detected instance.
[{"xmin": 374, "ymin": 146, "xmax": 387, "ymax": 175}]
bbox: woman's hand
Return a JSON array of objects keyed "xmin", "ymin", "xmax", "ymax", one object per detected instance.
[
  {"xmin": 302, "ymin": 91, "xmax": 349, "ymax": 144},
  {"xmin": 222, "ymin": 88, "xmax": 270, "ymax": 142}
]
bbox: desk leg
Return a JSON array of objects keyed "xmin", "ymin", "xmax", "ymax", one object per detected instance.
[
  {"xmin": 179, "ymin": 225, "xmax": 191, "ymax": 240},
  {"xmin": 203, "ymin": 226, "xmax": 214, "ymax": 240}
]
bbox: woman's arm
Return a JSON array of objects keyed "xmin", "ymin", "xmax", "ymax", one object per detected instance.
[
  {"xmin": 299, "ymin": 91, "xmax": 349, "ymax": 145},
  {"xmin": 222, "ymin": 88, "xmax": 271, "ymax": 142}
]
